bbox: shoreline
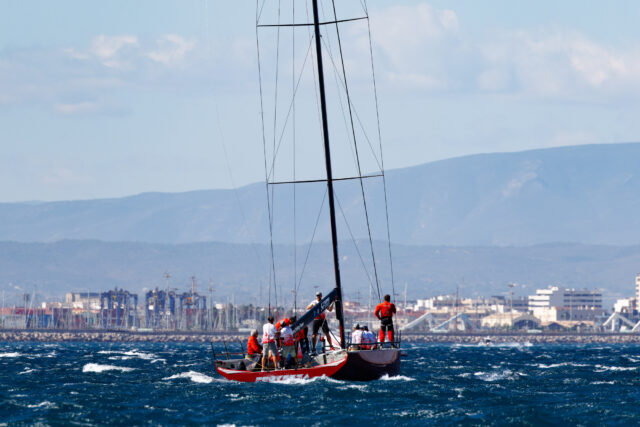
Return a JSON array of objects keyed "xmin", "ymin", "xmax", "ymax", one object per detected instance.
[{"xmin": 3, "ymin": 329, "xmax": 640, "ymax": 344}]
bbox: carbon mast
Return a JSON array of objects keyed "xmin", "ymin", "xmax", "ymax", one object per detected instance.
[{"xmin": 311, "ymin": 0, "xmax": 345, "ymax": 347}]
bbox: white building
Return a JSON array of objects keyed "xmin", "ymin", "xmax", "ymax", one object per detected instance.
[
  {"xmin": 65, "ymin": 292, "xmax": 101, "ymax": 311},
  {"xmin": 529, "ymin": 286, "xmax": 604, "ymax": 322},
  {"xmin": 636, "ymin": 274, "xmax": 640, "ymax": 302},
  {"xmin": 614, "ymin": 297, "xmax": 636, "ymax": 314}
]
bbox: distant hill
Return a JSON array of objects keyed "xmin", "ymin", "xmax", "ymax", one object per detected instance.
[
  {"xmin": 0, "ymin": 240, "xmax": 638, "ymax": 307},
  {"xmin": 1, "ymin": 143, "xmax": 640, "ymax": 246}
]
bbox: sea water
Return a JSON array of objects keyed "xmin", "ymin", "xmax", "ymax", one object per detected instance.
[{"xmin": 1, "ymin": 341, "xmax": 640, "ymax": 425}]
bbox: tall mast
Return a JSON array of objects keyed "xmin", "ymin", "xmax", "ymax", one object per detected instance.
[{"xmin": 312, "ymin": 0, "xmax": 345, "ymax": 347}]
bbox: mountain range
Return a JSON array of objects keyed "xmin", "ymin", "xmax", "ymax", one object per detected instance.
[
  {"xmin": 2, "ymin": 142, "xmax": 640, "ymax": 306},
  {"xmin": 2, "ymin": 142, "xmax": 640, "ymax": 247}
]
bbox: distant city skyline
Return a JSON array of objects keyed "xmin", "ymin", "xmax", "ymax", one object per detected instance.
[{"xmin": 3, "ymin": 1, "xmax": 640, "ymax": 202}]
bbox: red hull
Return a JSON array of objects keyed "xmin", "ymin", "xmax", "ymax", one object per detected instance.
[{"xmin": 216, "ymin": 356, "xmax": 347, "ymax": 383}]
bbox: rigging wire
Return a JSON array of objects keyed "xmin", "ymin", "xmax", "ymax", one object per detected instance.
[
  {"xmin": 364, "ymin": 0, "xmax": 396, "ymax": 300},
  {"xmin": 335, "ymin": 193, "xmax": 379, "ymax": 301},
  {"xmin": 266, "ymin": 36, "xmax": 314, "ymax": 182},
  {"xmin": 295, "ymin": 187, "xmax": 328, "ymax": 296},
  {"xmin": 256, "ymin": 0, "xmax": 277, "ymax": 314},
  {"xmin": 330, "ymin": 0, "xmax": 382, "ymax": 302},
  {"xmin": 318, "ymin": 9, "xmax": 365, "ymax": 180},
  {"xmin": 271, "ymin": 0, "xmax": 282, "ymax": 312},
  {"xmin": 292, "ymin": 0, "xmax": 297, "ymax": 313},
  {"xmin": 318, "ymin": 35, "xmax": 382, "ymax": 171}
]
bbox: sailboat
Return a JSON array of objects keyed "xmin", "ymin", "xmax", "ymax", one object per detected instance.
[{"xmin": 214, "ymin": 0, "xmax": 401, "ymax": 382}]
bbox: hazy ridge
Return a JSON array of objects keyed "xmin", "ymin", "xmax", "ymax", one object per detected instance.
[
  {"xmin": 2, "ymin": 143, "xmax": 640, "ymax": 246},
  {"xmin": 1, "ymin": 240, "xmax": 638, "ymax": 305}
]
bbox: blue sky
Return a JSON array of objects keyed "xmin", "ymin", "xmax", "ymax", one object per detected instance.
[{"xmin": 2, "ymin": 0, "xmax": 640, "ymax": 202}]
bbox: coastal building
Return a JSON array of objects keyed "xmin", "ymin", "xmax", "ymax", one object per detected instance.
[
  {"xmin": 636, "ymin": 273, "xmax": 640, "ymax": 302},
  {"xmin": 529, "ymin": 286, "xmax": 604, "ymax": 322},
  {"xmin": 614, "ymin": 297, "xmax": 637, "ymax": 314},
  {"xmin": 65, "ymin": 292, "xmax": 101, "ymax": 310},
  {"xmin": 481, "ymin": 312, "xmax": 540, "ymax": 329},
  {"xmin": 489, "ymin": 295, "xmax": 529, "ymax": 313}
]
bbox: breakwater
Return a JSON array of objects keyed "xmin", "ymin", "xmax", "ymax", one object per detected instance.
[{"xmin": 3, "ymin": 329, "xmax": 640, "ymax": 344}]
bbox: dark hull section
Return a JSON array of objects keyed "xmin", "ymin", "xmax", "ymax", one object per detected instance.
[{"xmin": 331, "ymin": 348, "xmax": 401, "ymax": 381}]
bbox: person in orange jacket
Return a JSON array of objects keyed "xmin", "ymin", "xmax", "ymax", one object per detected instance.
[
  {"xmin": 246, "ymin": 329, "xmax": 263, "ymax": 363},
  {"xmin": 374, "ymin": 294, "xmax": 397, "ymax": 345}
]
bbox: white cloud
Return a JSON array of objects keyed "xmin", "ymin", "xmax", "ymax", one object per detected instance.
[
  {"xmin": 370, "ymin": 3, "xmax": 464, "ymax": 90},
  {"xmin": 146, "ymin": 34, "xmax": 195, "ymax": 65},
  {"xmin": 90, "ymin": 35, "xmax": 138, "ymax": 68},
  {"xmin": 367, "ymin": 2, "xmax": 640, "ymax": 100},
  {"xmin": 494, "ymin": 31, "xmax": 640, "ymax": 98},
  {"xmin": 0, "ymin": 32, "xmax": 253, "ymax": 116}
]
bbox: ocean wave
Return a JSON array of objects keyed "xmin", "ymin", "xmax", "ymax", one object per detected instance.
[
  {"xmin": 474, "ymin": 369, "xmax": 520, "ymax": 382},
  {"xmin": 342, "ymin": 384, "xmax": 368, "ymax": 391},
  {"xmin": 379, "ymin": 374, "xmax": 415, "ymax": 381},
  {"xmin": 99, "ymin": 350, "xmax": 156, "ymax": 360},
  {"xmin": 82, "ymin": 363, "xmax": 135, "ymax": 373},
  {"xmin": 163, "ymin": 371, "xmax": 216, "ymax": 384},
  {"xmin": 496, "ymin": 342, "xmax": 533, "ymax": 348},
  {"xmin": 19, "ymin": 368, "xmax": 37, "ymax": 375},
  {"xmin": 0, "ymin": 352, "xmax": 22, "ymax": 358},
  {"xmin": 257, "ymin": 374, "xmax": 342, "ymax": 385},
  {"xmin": 594, "ymin": 365, "xmax": 638, "ymax": 372},
  {"xmin": 27, "ymin": 401, "xmax": 57, "ymax": 409},
  {"xmin": 536, "ymin": 362, "xmax": 588, "ymax": 369}
]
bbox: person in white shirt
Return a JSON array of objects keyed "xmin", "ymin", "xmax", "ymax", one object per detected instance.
[
  {"xmin": 361, "ymin": 325, "xmax": 375, "ymax": 350},
  {"xmin": 350, "ymin": 324, "xmax": 363, "ymax": 350},
  {"xmin": 279, "ymin": 320, "xmax": 297, "ymax": 369},
  {"xmin": 306, "ymin": 291, "xmax": 334, "ymax": 352},
  {"xmin": 261, "ymin": 315, "xmax": 279, "ymax": 371}
]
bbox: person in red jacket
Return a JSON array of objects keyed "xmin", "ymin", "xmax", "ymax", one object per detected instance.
[
  {"xmin": 246, "ymin": 329, "xmax": 263, "ymax": 363},
  {"xmin": 374, "ymin": 294, "xmax": 397, "ymax": 345}
]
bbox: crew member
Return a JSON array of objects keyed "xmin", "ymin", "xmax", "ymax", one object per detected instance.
[
  {"xmin": 261, "ymin": 315, "xmax": 279, "ymax": 371},
  {"xmin": 306, "ymin": 291, "xmax": 334, "ymax": 352},
  {"xmin": 374, "ymin": 294, "xmax": 397, "ymax": 344},
  {"xmin": 246, "ymin": 329, "xmax": 263, "ymax": 363},
  {"xmin": 361, "ymin": 325, "xmax": 374, "ymax": 350},
  {"xmin": 350, "ymin": 324, "xmax": 363, "ymax": 351},
  {"xmin": 280, "ymin": 321, "xmax": 297, "ymax": 369},
  {"xmin": 297, "ymin": 325, "xmax": 310, "ymax": 355}
]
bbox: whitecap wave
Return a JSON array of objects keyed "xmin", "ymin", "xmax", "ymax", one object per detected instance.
[
  {"xmin": 82, "ymin": 363, "xmax": 135, "ymax": 373},
  {"xmin": 496, "ymin": 342, "xmax": 533, "ymax": 348},
  {"xmin": 260, "ymin": 374, "xmax": 342, "ymax": 385},
  {"xmin": 536, "ymin": 362, "xmax": 588, "ymax": 369},
  {"xmin": 99, "ymin": 350, "xmax": 156, "ymax": 360},
  {"xmin": 379, "ymin": 374, "xmax": 415, "ymax": 381},
  {"xmin": 27, "ymin": 401, "xmax": 57, "ymax": 409},
  {"xmin": 0, "ymin": 352, "xmax": 22, "ymax": 358},
  {"xmin": 163, "ymin": 371, "xmax": 216, "ymax": 384},
  {"xmin": 474, "ymin": 369, "xmax": 519, "ymax": 382},
  {"xmin": 19, "ymin": 368, "xmax": 37, "ymax": 375},
  {"xmin": 594, "ymin": 365, "xmax": 637, "ymax": 372}
]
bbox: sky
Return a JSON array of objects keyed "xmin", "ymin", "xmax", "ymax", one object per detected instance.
[{"xmin": 2, "ymin": 0, "xmax": 640, "ymax": 202}]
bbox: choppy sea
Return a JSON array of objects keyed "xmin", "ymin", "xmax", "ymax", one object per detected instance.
[{"xmin": 1, "ymin": 341, "xmax": 640, "ymax": 425}]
